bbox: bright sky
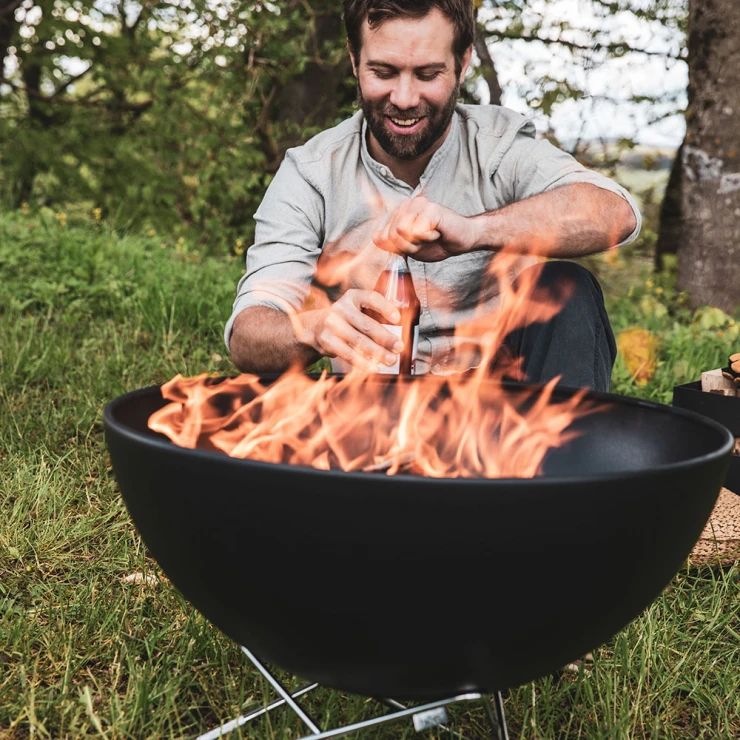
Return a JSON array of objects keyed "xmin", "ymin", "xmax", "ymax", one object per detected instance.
[{"xmin": 477, "ymin": 0, "xmax": 687, "ymax": 149}]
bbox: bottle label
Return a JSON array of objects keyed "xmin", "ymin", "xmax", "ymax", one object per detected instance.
[{"xmin": 377, "ymin": 325, "xmax": 419, "ymax": 375}]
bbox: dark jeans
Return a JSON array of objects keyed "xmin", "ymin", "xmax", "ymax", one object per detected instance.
[{"xmin": 491, "ymin": 261, "xmax": 617, "ymax": 393}]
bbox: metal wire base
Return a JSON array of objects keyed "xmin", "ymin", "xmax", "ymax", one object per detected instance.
[{"xmin": 197, "ymin": 645, "xmax": 509, "ymax": 740}]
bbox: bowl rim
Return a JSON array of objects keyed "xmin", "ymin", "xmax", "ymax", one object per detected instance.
[{"xmin": 103, "ymin": 377, "xmax": 735, "ymax": 487}]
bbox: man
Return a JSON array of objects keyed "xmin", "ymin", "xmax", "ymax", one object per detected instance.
[{"xmin": 226, "ymin": 0, "xmax": 640, "ymax": 392}]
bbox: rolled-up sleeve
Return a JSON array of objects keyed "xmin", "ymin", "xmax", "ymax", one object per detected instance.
[
  {"xmin": 496, "ymin": 135, "xmax": 642, "ymax": 248},
  {"xmin": 224, "ymin": 151, "xmax": 325, "ymax": 348}
]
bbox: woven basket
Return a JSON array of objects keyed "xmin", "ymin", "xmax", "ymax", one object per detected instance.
[{"xmin": 688, "ymin": 488, "xmax": 740, "ymax": 567}]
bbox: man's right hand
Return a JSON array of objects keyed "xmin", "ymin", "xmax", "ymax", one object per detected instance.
[{"xmin": 294, "ymin": 289, "xmax": 405, "ymax": 371}]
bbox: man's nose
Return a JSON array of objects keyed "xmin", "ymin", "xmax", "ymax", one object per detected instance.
[{"xmin": 389, "ymin": 75, "xmax": 420, "ymax": 110}]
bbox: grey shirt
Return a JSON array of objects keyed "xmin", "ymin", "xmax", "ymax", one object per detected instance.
[{"xmin": 226, "ymin": 104, "xmax": 641, "ymax": 374}]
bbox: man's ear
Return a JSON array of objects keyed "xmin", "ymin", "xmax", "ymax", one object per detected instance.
[
  {"xmin": 459, "ymin": 44, "xmax": 473, "ymax": 84},
  {"xmin": 348, "ymin": 42, "xmax": 359, "ymax": 77}
]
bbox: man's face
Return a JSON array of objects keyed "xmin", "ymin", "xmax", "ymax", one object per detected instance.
[{"xmin": 351, "ymin": 8, "xmax": 471, "ymax": 162}]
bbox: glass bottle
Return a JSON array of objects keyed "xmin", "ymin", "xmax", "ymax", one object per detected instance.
[{"xmin": 365, "ymin": 254, "xmax": 421, "ymax": 375}]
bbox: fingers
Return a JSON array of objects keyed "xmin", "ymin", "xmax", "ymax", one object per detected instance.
[
  {"xmin": 316, "ymin": 290, "xmax": 404, "ymax": 369},
  {"xmin": 373, "ymin": 196, "xmax": 441, "ymax": 255}
]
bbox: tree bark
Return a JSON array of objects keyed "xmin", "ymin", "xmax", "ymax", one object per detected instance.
[
  {"xmin": 654, "ymin": 141, "xmax": 682, "ymax": 271},
  {"xmin": 474, "ymin": 23, "xmax": 502, "ymax": 106},
  {"xmin": 264, "ymin": 7, "xmax": 353, "ymax": 170},
  {"xmin": 13, "ymin": 61, "xmax": 47, "ymax": 207},
  {"xmin": 677, "ymin": 0, "xmax": 740, "ymax": 311}
]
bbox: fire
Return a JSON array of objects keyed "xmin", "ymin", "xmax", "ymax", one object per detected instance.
[{"xmin": 148, "ymin": 248, "xmax": 604, "ymax": 478}]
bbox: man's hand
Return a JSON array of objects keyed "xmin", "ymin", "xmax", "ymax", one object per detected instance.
[
  {"xmin": 293, "ymin": 289, "xmax": 405, "ymax": 370},
  {"xmin": 372, "ymin": 195, "xmax": 480, "ymax": 262}
]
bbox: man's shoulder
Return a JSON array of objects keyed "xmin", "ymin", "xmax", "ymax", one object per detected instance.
[
  {"xmin": 456, "ymin": 104, "xmax": 536, "ymax": 140},
  {"xmin": 285, "ymin": 111, "xmax": 364, "ymax": 168}
]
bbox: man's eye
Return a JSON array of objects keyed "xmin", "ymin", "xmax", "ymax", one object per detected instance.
[
  {"xmin": 418, "ymin": 72, "xmax": 441, "ymax": 81},
  {"xmin": 373, "ymin": 70, "xmax": 394, "ymax": 79}
]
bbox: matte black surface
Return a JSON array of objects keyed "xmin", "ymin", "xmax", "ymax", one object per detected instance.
[
  {"xmin": 104, "ymin": 379, "xmax": 733, "ymax": 699},
  {"xmin": 673, "ymin": 380, "xmax": 740, "ymax": 494}
]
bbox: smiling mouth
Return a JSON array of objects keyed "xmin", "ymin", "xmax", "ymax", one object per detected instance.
[{"xmin": 388, "ymin": 116, "xmax": 423, "ymax": 128}]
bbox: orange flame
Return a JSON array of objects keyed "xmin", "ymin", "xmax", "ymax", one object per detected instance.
[
  {"xmin": 149, "ymin": 370, "xmax": 595, "ymax": 477},
  {"xmin": 148, "ymin": 241, "xmax": 604, "ymax": 478}
]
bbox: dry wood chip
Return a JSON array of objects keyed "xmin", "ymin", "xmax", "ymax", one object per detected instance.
[{"xmin": 122, "ymin": 572, "xmax": 159, "ymax": 586}]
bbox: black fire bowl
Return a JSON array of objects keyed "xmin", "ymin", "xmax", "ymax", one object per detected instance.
[{"xmin": 104, "ymin": 377, "xmax": 733, "ymax": 701}]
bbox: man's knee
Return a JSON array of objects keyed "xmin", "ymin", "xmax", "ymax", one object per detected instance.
[
  {"xmin": 529, "ymin": 260, "xmax": 603, "ymax": 302},
  {"xmin": 505, "ymin": 261, "xmax": 615, "ymax": 391}
]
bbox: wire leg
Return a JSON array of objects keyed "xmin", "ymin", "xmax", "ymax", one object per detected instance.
[
  {"xmin": 197, "ymin": 682, "xmax": 319, "ymax": 740},
  {"xmin": 198, "ymin": 643, "xmax": 510, "ymax": 740},
  {"xmin": 240, "ymin": 645, "xmax": 321, "ymax": 734},
  {"xmin": 373, "ymin": 698, "xmax": 470, "ymax": 740},
  {"xmin": 482, "ymin": 692, "xmax": 509, "ymax": 740}
]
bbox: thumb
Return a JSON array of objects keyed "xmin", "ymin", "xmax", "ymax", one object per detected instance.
[{"xmin": 418, "ymin": 228, "xmax": 441, "ymax": 241}]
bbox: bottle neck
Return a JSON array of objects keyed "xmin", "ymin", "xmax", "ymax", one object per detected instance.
[{"xmin": 385, "ymin": 253, "xmax": 410, "ymax": 273}]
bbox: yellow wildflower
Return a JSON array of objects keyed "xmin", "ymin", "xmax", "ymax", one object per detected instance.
[
  {"xmin": 55, "ymin": 212, "xmax": 67, "ymax": 228},
  {"xmin": 617, "ymin": 328, "xmax": 657, "ymax": 386},
  {"xmin": 644, "ymin": 279, "xmax": 654, "ymax": 289},
  {"xmin": 93, "ymin": 207, "xmax": 102, "ymax": 221},
  {"xmin": 147, "ymin": 229, "xmax": 156, "ymax": 237},
  {"xmin": 21, "ymin": 202, "xmax": 29, "ymax": 216}
]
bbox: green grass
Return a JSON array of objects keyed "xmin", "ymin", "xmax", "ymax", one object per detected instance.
[{"xmin": 1, "ymin": 208, "xmax": 739, "ymax": 739}]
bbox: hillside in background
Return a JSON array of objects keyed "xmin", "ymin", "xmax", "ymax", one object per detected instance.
[{"xmin": 579, "ymin": 142, "xmax": 677, "ymax": 205}]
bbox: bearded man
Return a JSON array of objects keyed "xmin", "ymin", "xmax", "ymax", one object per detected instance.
[{"xmin": 226, "ymin": 0, "xmax": 640, "ymax": 392}]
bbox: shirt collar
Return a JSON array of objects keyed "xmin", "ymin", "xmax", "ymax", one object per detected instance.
[{"xmin": 360, "ymin": 109, "xmax": 460, "ymax": 191}]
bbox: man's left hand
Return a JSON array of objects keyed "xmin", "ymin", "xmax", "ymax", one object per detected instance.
[{"xmin": 372, "ymin": 195, "xmax": 480, "ymax": 262}]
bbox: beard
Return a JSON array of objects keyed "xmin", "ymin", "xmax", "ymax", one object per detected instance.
[{"xmin": 359, "ymin": 80, "xmax": 461, "ymax": 161}]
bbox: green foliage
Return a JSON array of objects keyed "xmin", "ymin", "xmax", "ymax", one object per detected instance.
[
  {"xmin": 3, "ymin": 1, "xmax": 689, "ymax": 248},
  {"xmin": 1, "ymin": 0, "xmax": 689, "ymax": 256},
  {"xmin": 0, "ymin": 208, "xmax": 244, "ymax": 374},
  {"xmin": 575, "ymin": 249, "xmax": 740, "ymax": 404},
  {"xmin": 1, "ymin": 1, "xmax": 350, "ymax": 253}
]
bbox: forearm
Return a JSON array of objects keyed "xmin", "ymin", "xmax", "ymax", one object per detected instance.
[
  {"xmin": 471, "ymin": 183, "xmax": 637, "ymax": 258},
  {"xmin": 229, "ymin": 305, "xmax": 322, "ymax": 374}
]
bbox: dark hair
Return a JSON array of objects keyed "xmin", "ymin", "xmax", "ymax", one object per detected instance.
[{"xmin": 343, "ymin": 0, "xmax": 475, "ymax": 76}]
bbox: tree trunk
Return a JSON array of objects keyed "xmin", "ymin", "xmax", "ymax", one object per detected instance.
[
  {"xmin": 13, "ymin": 61, "xmax": 47, "ymax": 207},
  {"xmin": 267, "ymin": 7, "xmax": 353, "ymax": 169},
  {"xmin": 474, "ymin": 23, "xmax": 503, "ymax": 106},
  {"xmin": 677, "ymin": 0, "xmax": 740, "ymax": 312},
  {"xmin": 654, "ymin": 141, "xmax": 682, "ymax": 271}
]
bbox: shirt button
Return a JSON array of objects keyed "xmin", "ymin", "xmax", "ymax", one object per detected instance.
[{"xmin": 380, "ymin": 166, "xmax": 389, "ymax": 177}]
